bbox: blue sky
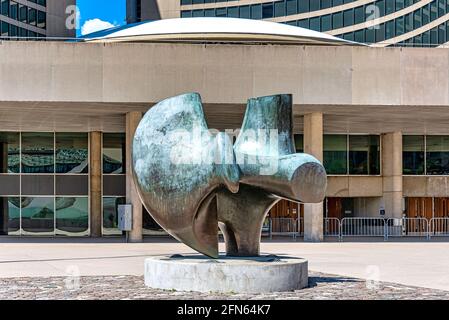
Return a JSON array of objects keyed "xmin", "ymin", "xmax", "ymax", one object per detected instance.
[{"xmin": 77, "ymin": 0, "xmax": 126, "ymax": 37}]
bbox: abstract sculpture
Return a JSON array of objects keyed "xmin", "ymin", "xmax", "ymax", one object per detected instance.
[{"xmin": 132, "ymin": 93, "xmax": 326, "ymax": 258}]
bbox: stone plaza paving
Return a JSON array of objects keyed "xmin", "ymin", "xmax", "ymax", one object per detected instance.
[{"xmin": 1, "ymin": 272, "xmax": 449, "ymax": 300}]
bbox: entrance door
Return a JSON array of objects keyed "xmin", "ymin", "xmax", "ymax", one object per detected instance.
[
  {"xmin": 326, "ymin": 198, "xmax": 354, "ymax": 219},
  {"xmin": 269, "ymin": 200, "xmax": 302, "ymax": 219},
  {"xmin": 434, "ymin": 198, "xmax": 449, "ymax": 218},
  {"xmin": 405, "ymin": 197, "xmax": 433, "ymax": 220}
]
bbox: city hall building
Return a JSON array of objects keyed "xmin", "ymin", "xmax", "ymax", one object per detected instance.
[
  {"xmin": 1, "ymin": 13, "xmax": 449, "ymax": 241},
  {"xmin": 128, "ymin": 0, "xmax": 449, "ymax": 47}
]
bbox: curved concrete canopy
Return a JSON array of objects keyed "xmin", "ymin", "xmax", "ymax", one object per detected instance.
[{"xmin": 81, "ymin": 17, "xmax": 357, "ymax": 45}]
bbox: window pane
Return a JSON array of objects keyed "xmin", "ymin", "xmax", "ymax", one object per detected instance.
[
  {"xmin": 286, "ymin": 0, "xmax": 297, "ymax": 15},
  {"xmin": 103, "ymin": 133, "xmax": 125, "ymax": 174},
  {"xmin": 0, "ymin": 197, "xmax": 20, "ymax": 235},
  {"xmin": 298, "ymin": 0, "xmax": 309, "ymax": 13},
  {"xmin": 239, "ymin": 5, "xmax": 250, "ymax": 18},
  {"xmin": 321, "ymin": 14, "xmax": 331, "ymax": 32},
  {"xmin": 333, "ymin": 12, "xmax": 343, "ymax": 29},
  {"xmin": 262, "ymin": 3, "xmax": 273, "ymax": 18},
  {"xmin": 56, "ymin": 133, "xmax": 88, "ymax": 174},
  {"xmin": 349, "ymin": 135, "xmax": 380, "ymax": 175},
  {"xmin": 21, "ymin": 197, "xmax": 54, "ymax": 234},
  {"xmin": 274, "ymin": 1, "xmax": 285, "ymax": 17},
  {"xmin": 354, "ymin": 6, "xmax": 364, "ymax": 24},
  {"xmin": 227, "ymin": 7, "xmax": 238, "ymax": 18},
  {"xmin": 56, "ymin": 197, "xmax": 88, "ymax": 236},
  {"xmin": 102, "ymin": 196, "xmax": 125, "ymax": 235},
  {"xmin": 426, "ymin": 136, "xmax": 449, "ymax": 175},
  {"xmin": 0, "ymin": 132, "xmax": 19, "ymax": 173},
  {"xmin": 324, "ymin": 135, "xmax": 347, "ymax": 174},
  {"xmin": 250, "ymin": 4, "xmax": 262, "ymax": 19},
  {"xmin": 343, "ymin": 9, "xmax": 354, "ymax": 27},
  {"xmin": 21, "ymin": 132, "xmax": 54, "ymax": 174},
  {"xmin": 403, "ymin": 135, "xmax": 424, "ymax": 175},
  {"xmin": 294, "ymin": 134, "xmax": 303, "ymax": 153},
  {"xmin": 142, "ymin": 206, "xmax": 166, "ymax": 235},
  {"xmin": 310, "ymin": 16, "xmax": 320, "ymax": 31},
  {"xmin": 37, "ymin": 10, "xmax": 46, "ymax": 29}
]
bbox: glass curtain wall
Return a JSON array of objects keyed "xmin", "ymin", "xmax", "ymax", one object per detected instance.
[
  {"xmin": 102, "ymin": 133, "xmax": 126, "ymax": 235},
  {"xmin": 0, "ymin": 132, "xmax": 89, "ymax": 236},
  {"xmin": 403, "ymin": 135, "xmax": 449, "ymax": 175},
  {"xmin": 403, "ymin": 135, "xmax": 425, "ymax": 175},
  {"xmin": 324, "ymin": 135, "xmax": 348, "ymax": 174},
  {"xmin": 324, "ymin": 135, "xmax": 381, "ymax": 175}
]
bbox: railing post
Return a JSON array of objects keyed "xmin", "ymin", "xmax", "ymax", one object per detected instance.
[
  {"xmin": 269, "ymin": 218, "xmax": 273, "ymax": 240},
  {"xmin": 339, "ymin": 218, "xmax": 343, "ymax": 242}
]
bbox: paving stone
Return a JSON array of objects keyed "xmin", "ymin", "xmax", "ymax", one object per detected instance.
[{"xmin": 0, "ymin": 272, "xmax": 448, "ymax": 300}]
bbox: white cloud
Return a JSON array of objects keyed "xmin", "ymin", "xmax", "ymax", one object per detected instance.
[{"xmin": 81, "ymin": 18, "xmax": 116, "ymax": 36}]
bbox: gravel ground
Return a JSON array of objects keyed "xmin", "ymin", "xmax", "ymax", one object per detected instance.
[{"xmin": 0, "ymin": 272, "xmax": 448, "ymax": 300}]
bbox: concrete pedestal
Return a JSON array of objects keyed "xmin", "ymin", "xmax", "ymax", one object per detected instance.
[{"xmin": 144, "ymin": 255, "xmax": 308, "ymax": 293}]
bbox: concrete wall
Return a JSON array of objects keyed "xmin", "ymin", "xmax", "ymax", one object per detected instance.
[
  {"xmin": 404, "ymin": 176, "xmax": 449, "ymax": 197},
  {"xmin": 326, "ymin": 176, "xmax": 383, "ymax": 197},
  {"xmin": 0, "ymin": 42, "xmax": 448, "ymax": 108}
]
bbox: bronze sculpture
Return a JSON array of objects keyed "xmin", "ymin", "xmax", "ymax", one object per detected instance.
[{"xmin": 132, "ymin": 93, "xmax": 326, "ymax": 258}]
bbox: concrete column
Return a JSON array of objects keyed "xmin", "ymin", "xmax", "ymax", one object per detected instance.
[
  {"xmin": 126, "ymin": 111, "xmax": 143, "ymax": 243},
  {"xmin": 382, "ymin": 132, "xmax": 403, "ymax": 219},
  {"xmin": 303, "ymin": 112, "xmax": 324, "ymax": 242},
  {"xmin": 90, "ymin": 131, "xmax": 102, "ymax": 237}
]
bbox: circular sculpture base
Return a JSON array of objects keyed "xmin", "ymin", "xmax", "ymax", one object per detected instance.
[{"xmin": 144, "ymin": 255, "xmax": 308, "ymax": 293}]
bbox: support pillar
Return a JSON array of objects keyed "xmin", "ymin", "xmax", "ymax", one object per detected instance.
[
  {"xmin": 382, "ymin": 132, "xmax": 403, "ymax": 219},
  {"xmin": 90, "ymin": 131, "xmax": 102, "ymax": 237},
  {"xmin": 303, "ymin": 112, "xmax": 324, "ymax": 242},
  {"xmin": 126, "ymin": 111, "xmax": 143, "ymax": 243}
]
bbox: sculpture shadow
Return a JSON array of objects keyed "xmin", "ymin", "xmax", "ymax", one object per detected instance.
[{"xmin": 308, "ymin": 275, "xmax": 361, "ymax": 288}]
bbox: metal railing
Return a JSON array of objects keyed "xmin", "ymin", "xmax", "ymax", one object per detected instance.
[
  {"xmin": 324, "ymin": 217, "xmax": 340, "ymax": 237},
  {"xmin": 266, "ymin": 216, "xmax": 449, "ymax": 240},
  {"xmin": 429, "ymin": 218, "xmax": 449, "ymax": 238},
  {"xmin": 341, "ymin": 217, "xmax": 387, "ymax": 239},
  {"xmin": 297, "ymin": 218, "xmax": 304, "ymax": 236},
  {"xmin": 270, "ymin": 218, "xmax": 298, "ymax": 239},
  {"xmin": 386, "ymin": 218, "xmax": 429, "ymax": 239}
]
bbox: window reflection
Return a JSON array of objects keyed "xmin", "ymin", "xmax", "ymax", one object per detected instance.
[
  {"xmin": 21, "ymin": 132, "xmax": 54, "ymax": 174},
  {"xmin": 103, "ymin": 133, "xmax": 126, "ymax": 174},
  {"xmin": 0, "ymin": 132, "xmax": 20, "ymax": 173},
  {"xmin": 324, "ymin": 135, "xmax": 347, "ymax": 174},
  {"xmin": 56, "ymin": 133, "xmax": 88, "ymax": 174},
  {"xmin": 142, "ymin": 205, "xmax": 167, "ymax": 236},
  {"xmin": 55, "ymin": 197, "xmax": 88, "ymax": 236},
  {"xmin": 21, "ymin": 197, "xmax": 54, "ymax": 234},
  {"xmin": 403, "ymin": 135, "xmax": 424, "ymax": 175},
  {"xmin": 0, "ymin": 197, "xmax": 20, "ymax": 235},
  {"xmin": 294, "ymin": 134, "xmax": 304, "ymax": 153},
  {"xmin": 102, "ymin": 196, "xmax": 125, "ymax": 235},
  {"xmin": 349, "ymin": 135, "xmax": 380, "ymax": 175},
  {"xmin": 426, "ymin": 136, "xmax": 449, "ymax": 175}
]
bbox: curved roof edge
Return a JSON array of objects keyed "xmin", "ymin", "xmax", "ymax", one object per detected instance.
[{"xmin": 80, "ymin": 17, "xmax": 361, "ymax": 46}]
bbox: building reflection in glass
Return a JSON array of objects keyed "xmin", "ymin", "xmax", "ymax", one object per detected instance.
[
  {"xmin": 55, "ymin": 197, "xmax": 89, "ymax": 236},
  {"xmin": 21, "ymin": 132, "xmax": 54, "ymax": 174},
  {"xmin": 21, "ymin": 197, "xmax": 54, "ymax": 235},
  {"xmin": 0, "ymin": 133, "xmax": 20, "ymax": 173},
  {"xmin": 102, "ymin": 196, "xmax": 125, "ymax": 235},
  {"xmin": 56, "ymin": 133, "xmax": 88, "ymax": 174},
  {"xmin": 103, "ymin": 133, "xmax": 126, "ymax": 174},
  {"xmin": 0, "ymin": 197, "xmax": 20, "ymax": 235}
]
